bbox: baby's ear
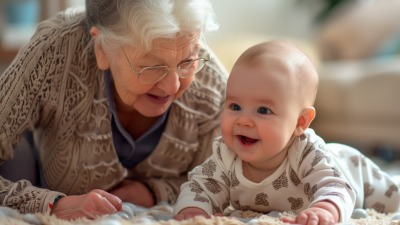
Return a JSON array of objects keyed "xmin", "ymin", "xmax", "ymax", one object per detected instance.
[
  {"xmin": 91, "ymin": 27, "xmax": 110, "ymax": 70},
  {"xmin": 293, "ymin": 107, "xmax": 316, "ymax": 136}
]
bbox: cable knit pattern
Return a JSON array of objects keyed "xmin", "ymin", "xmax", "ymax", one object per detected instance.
[{"xmin": 0, "ymin": 9, "xmax": 227, "ymax": 213}]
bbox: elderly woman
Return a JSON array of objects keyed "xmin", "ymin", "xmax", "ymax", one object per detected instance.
[{"xmin": 0, "ymin": 0, "xmax": 227, "ymax": 220}]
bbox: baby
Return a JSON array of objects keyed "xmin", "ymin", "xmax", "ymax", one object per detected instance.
[{"xmin": 173, "ymin": 40, "xmax": 400, "ymax": 225}]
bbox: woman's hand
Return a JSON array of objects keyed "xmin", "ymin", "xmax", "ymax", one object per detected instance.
[
  {"xmin": 109, "ymin": 179, "xmax": 155, "ymax": 207},
  {"xmin": 51, "ymin": 189, "xmax": 122, "ymax": 220},
  {"xmin": 173, "ymin": 207, "xmax": 209, "ymax": 221}
]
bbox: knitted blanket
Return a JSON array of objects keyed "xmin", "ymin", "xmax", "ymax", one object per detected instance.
[{"xmin": 1, "ymin": 203, "xmax": 399, "ymax": 225}]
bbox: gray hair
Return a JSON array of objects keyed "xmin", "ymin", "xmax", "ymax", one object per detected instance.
[{"xmin": 85, "ymin": 0, "xmax": 218, "ymax": 52}]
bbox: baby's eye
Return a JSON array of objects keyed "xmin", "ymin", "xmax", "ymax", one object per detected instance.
[
  {"xmin": 258, "ymin": 107, "xmax": 272, "ymax": 115},
  {"xmin": 229, "ymin": 103, "xmax": 241, "ymax": 111}
]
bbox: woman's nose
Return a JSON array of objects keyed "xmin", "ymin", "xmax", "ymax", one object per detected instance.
[
  {"xmin": 236, "ymin": 115, "xmax": 255, "ymax": 127},
  {"xmin": 156, "ymin": 69, "xmax": 180, "ymax": 94}
]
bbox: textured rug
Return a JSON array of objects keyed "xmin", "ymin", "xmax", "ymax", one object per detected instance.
[{"xmin": 0, "ymin": 203, "xmax": 399, "ymax": 225}]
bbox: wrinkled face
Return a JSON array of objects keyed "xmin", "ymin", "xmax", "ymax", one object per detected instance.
[
  {"xmin": 221, "ymin": 61, "xmax": 301, "ymax": 170},
  {"xmin": 108, "ymin": 33, "xmax": 200, "ymax": 117}
]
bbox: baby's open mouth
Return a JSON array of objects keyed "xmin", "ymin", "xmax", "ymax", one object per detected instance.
[{"xmin": 238, "ymin": 135, "xmax": 258, "ymax": 145}]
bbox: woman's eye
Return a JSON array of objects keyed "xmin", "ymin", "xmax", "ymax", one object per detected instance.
[
  {"xmin": 229, "ymin": 103, "xmax": 241, "ymax": 111},
  {"xmin": 179, "ymin": 60, "xmax": 195, "ymax": 69},
  {"xmin": 258, "ymin": 107, "xmax": 272, "ymax": 115}
]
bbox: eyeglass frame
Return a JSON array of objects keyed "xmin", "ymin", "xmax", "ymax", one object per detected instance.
[{"xmin": 121, "ymin": 46, "xmax": 211, "ymax": 84}]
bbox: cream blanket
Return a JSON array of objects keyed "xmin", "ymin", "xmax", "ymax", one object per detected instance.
[{"xmin": 0, "ymin": 203, "xmax": 399, "ymax": 225}]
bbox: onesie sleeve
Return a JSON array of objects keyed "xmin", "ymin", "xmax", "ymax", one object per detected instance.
[
  {"xmin": 294, "ymin": 130, "xmax": 356, "ymax": 222},
  {"xmin": 174, "ymin": 138, "xmax": 234, "ymax": 215}
]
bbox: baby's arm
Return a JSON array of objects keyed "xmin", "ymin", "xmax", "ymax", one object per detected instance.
[
  {"xmin": 173, "ymin": 207, "xmax": 209, "ymax": 221},
  {"xmin": 282, "ymin": 200, "xmax": 339, "ymax": 225}
]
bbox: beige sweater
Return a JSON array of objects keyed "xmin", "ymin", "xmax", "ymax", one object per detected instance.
[{"xmin": 0, "ymin": 9, "xmax": 227, "ymax": 214}]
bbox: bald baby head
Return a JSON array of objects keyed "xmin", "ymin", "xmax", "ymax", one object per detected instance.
[{"xmin": 232, "ymin": 40, "xmax": 319, "ymax": 107}]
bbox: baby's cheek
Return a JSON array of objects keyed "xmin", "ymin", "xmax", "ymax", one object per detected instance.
[{"xmin": 220, "ymin": 117, "xmax": 233, "ymax": 144}]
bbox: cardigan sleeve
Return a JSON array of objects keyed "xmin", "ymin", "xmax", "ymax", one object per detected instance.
[
  {"xmin": 0, "ymin": 11, "xmax": 68, "ymax": 161},
  {"xmin": 173, "ymin": 139, "xmax": 233, "ymax": 215},
  {"xmin": 0, "ymin": 12, "xmax": 71, "ymax": 214}
]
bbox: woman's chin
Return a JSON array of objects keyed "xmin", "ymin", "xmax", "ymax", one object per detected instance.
[{"xmin": 137, "ymin": 106, "xmax": 169, "ymax": 118}]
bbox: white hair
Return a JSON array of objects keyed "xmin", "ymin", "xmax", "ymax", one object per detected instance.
[{"xmin": 85, "ymin": 0, "xmax": 218, "ymax": 52}]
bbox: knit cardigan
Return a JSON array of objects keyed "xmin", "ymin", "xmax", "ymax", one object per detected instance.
[{"xmin": 0, "ymin": 9, "xmax": 227, "ymax": 214}]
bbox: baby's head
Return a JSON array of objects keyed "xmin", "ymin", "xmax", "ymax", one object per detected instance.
[
  {"xmin": 221, "ymin": 40, "xmax": 319, "ymax": 163},
  {"xmin": 231, "ymin": 40, "xmax": 319, "ymax": 109}
]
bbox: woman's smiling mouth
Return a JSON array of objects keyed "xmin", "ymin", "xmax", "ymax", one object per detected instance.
[{"xmin": 147, "ymin": 94, "xmax": 171, "ymax": 104}]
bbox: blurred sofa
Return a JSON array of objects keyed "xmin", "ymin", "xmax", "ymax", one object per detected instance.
[{"xmin": 312, "ymin": 58, "xmax": 400, "ymax": 151}]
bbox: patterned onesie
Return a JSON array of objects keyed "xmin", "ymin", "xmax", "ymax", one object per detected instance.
[{"xmin": 174, "ymin": 129, "xmax": 400, "ymax": 222}]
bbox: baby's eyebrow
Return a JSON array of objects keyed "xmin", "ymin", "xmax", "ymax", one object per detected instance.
[
  {"xmin": 256, "ymin": 98, "xmax": 276, "ymax": 107},
  {"xmin": 224, "ymin": 94, "xmax": 238, "ymax": 101}
]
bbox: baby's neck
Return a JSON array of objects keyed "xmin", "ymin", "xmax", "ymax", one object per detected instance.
[
  {"xmin": 242, "ymin": 161, "xmax": 274, "ymax": 183},
  {"xmin": 241, "ymin": 145, "xmax": 290, "ymax": 183}
]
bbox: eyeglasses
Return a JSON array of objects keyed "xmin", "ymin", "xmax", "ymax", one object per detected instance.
[{"xmin": 121, "ymin": 47, "xmax": 211, "ymax": 84}]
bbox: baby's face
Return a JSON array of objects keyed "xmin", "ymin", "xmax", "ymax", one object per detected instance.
[{"xmin": 221, "ymin": 61, "xmax": 302, "ymax": 170}]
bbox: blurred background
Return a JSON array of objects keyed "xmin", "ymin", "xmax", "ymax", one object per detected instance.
[
  {"xmin": 0, "ymin": 0, "xmax": 84, "ymax": 68},
  {"xmin": 0, "ymin": 0, "xmax": 399, "ymax": 177}
]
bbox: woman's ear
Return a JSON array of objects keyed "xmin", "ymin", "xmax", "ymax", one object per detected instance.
[
  {"xmin": 90, "ymin": 27, "xmax": 110, "ymax": 70},
  {"xmin": 293, "ymin": 107, "xmax": 316, "ymax": 136}
]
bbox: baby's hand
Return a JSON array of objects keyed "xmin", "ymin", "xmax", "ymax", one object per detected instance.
[
  {"xmin": 173, "ymin": 207, "xmax": 209, "ymax": 221},
  {"xmin": 282, "ymin": 201, "xmax": 339, "ymax": 225},
  {"xmin": 282, "ymin": 207, "xmax": 335, "ymax": 225}
]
